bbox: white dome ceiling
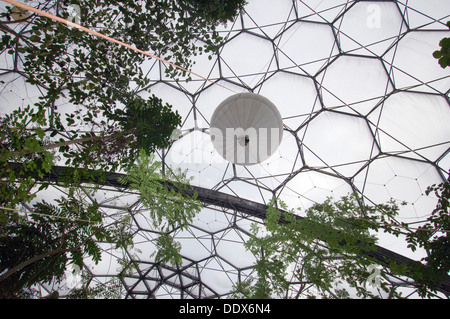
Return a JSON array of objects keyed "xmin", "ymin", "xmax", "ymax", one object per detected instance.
[{"xmin": 1, "ymin": 0, "xmax": 449, "ymax": 299}]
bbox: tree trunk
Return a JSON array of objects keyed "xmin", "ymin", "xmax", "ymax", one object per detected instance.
[
  {"xmin": 0, "ymin": 246, "xmax": 74, "ymax": 283},
  {"xmin": 9, "ymin": 130, "xmax": 133, "ymax": 157}
]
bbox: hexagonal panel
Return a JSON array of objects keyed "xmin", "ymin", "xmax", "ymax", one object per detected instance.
[
  {"xmin": 318, "ymin": 55, "xmax": 393, "ymax": 115},
  {"xmin": 300, "ymin": 111, "xmax": 378, "ymax": 177},
  {"xmin": 369, "ymin": 92, "xmax": 450, "ymax": 161},
  {"xmin": 243, "ymin": 0, "xmax": 295, "ymax": 38},
  {"xmin": 276, "ymin": 21, "xmax": 338, "ymax": 75},
  {"xmin": 3, "ymin": 0, "xmax": 450, "ymax": 300},
  {"xmin": 397, "ymin": 0, "xmax": 450, "ymax": 30},
  {"xmin": 279, "ymin": 170, "xmax": 354, "ymax": 211},
  {"xmin": 214, "ymin": 228, "xmax": 254, "ymax": 269},
  {"xmin": 335, "ymin": 2, "xmax": 406, "ymax": 56},
  {"xmin": 220, "ymin": 32, "xmax": 276, "ymax": 85},
  {"xmin": 384, "ymin": 31, "xmax": 450, "ymax": 94},
  {"xmin": 259, "ymin": 71, "xmax": 321, "ymax": 129}
]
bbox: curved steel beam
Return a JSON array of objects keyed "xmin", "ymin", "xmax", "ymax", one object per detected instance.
[{"xmin": 29, "ymin": 164, "xmax": 450, "ymax": 297}]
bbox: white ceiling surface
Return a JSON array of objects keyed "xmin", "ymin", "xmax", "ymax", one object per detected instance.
[
  {"xmin": 1, "ymin": 0, "xmax": 449, "ymax": 298},
  {"xmin": 163, "ymin": 0, "xmax": 450, "ymax": 209},
  {"xmin": 155, "ymin": 0, "xmax": 450, "ymax": 297}
]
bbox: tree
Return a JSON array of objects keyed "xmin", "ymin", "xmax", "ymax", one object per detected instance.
[
  {"xmin": 0, "ymin": 0, "xmax": 244, "ymax": 298},
  {"xmin": 119, "ymin": 150, "xmax": 202, "ymax": 266},
  {"xmin": 0, "ymin": 150, "xmax": 202, "ymax": 298},
  {"xmin": 0, "ymin": 105, "xmax": 54, "ymax": 210},
  {"xmin": 183, "ymin": 0, "xmax": 247, "ymax": 24},
  {"xmin": 0, "ymin": 0, "xmax": 245, "ymax": 168},
  {"xmin": 0, "ymin": 0, "xmax": 243, "ymax": 108},
  {"xmin": 236, "ymin": 180, "xmax": 450, "ymax": 299},
  {"xmin": 0, "ymin": 0, "xmax": 246, "ymax": 192},
  {"xmin": 237, "ymin": 195, "xmax": 390, "ymax": 299},
  {"xmin": 404, "ymin": 172, "xmax": 450, "ymax": 297},
  {"xmin": 0, "ymin": 188, "xmax": 134, "ymax": 298},
  {"xmin": 56, "ymin": 94, "xmax": 182, "ymax": 170}
]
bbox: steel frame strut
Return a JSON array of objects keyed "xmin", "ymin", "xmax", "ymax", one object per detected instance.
[{"xmin": 34, "ymin": 165, "xmax": 450, "ymax": 297}]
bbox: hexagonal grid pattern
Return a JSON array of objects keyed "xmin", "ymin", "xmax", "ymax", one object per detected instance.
[{"xmin": 1, "ymin": 0, "xmax": 449, "ymax": 298}]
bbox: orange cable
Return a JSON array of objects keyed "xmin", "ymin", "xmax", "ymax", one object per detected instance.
[{"xmin": 1, "ymin": 0, "xmax": 236, "ymax": 93}]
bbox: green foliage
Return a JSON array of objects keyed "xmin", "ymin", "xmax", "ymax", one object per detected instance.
[
  {"xmin": 107, "ymin": 95, "xmax": 181, "ymax": 168},
  {"xmin": 240, "ymin": 182, "xmax": 450, "ymax": 299},
  {"xmin": 121, "ymin": 95, "xmax": 181, "ymax": 153},
  {"xmin": 241, "ymin": 195, "xmax": 401, "ymax": 299},
  {"xmin": 433, "ymin": 21, "xmax": 450, "ymax": 68},
  {"xmin": 120, "ymin": 150, "xmax": 201, "ymax": 266},
  {"xmin": 67, "ymin": 277, "xmax": 124, "ymax": 299},
  {"xmin": 0, "ymin": 0, "xmax": 234, "ymax": 110},
  {"xmin": 0, "ymin": 186, "xmax": 135, "ymax": 298},
  {"xmin": 184, "ymin": 0, "xmax": 247, "ymax": 24},
  {"xmin": 0, "ymin": 106, "xmax": 54, "ymax": 209},
  {"xmin": 0, "ymin": 195, "xmax": 92, "ymax": 297},
  {"xmin": 59, "ymin": 94, "xmax": 181, "ymax": 171},
  {"xmin": 152, "ymin": 234, "xmax": 183, "ymax": 266},
  {"xmin": 0, "ymin": 0, "xmax": 244, "ymax": 298},
  {"xmin": 0, "ymin": 0, "xmax": 237, "ymax": 172},
  {"xmin": 404, "ymin": 173, "xmax": 450, "ymax": 297}
]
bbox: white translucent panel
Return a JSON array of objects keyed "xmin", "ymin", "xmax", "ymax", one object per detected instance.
[
  {"xmin": 370, "ymin": 92, "xmax": 450, "ymax": 161},
  {"xmin": 296, "ymin": 0, "xmax": 349, "ymax": 23},
  {"xmin": 165, "ymin": 130, "xmax": 231, "ymax": 188},
  {"xmin": 336, "ymin": 2, "xmax": 406, "ymax": 56},
  {"xmin": 386, "ymin": 175, "xmax": 423, "ymax": 203},
  {"xmin": 412, "ymin": 195, "xmax": 439, "ymax": 220},
  {"xmin": 192, "ymin": 207, "xmax": 234, "ymax": 234},
  {"xmin": 85, "ymin": 244, "xmax": 124, "ymax": 276},
  {"xmin": 189, "ymin": 40, "xmax": 221, "ymax": 80},
  {"xmin": 355, "ymin": 178, "xmax": 392, "ymax": 204},
  {"xmin": 319, "ymin": 55, "xmax": 392, "ymax": 113},
  {"xmin": 242, "ymin": 131, "xmax": 302, "ymax": 186},
  {"xmin": 219, "ymin": 179, "xmax": 272, "ymax": 204},
  {"xmin": 377, "ymin": 230, "xmax": 427, "ymax": 261},
  {"xmin": 153, "ymin": 284, "xmax": 182, "ymax": 298},
  {"xmin": 98, "ymin": 192, "xmax": 140, "ymax": 210},
  {"xmin": 354, "ymin": 156, "xmax": 442, "ymax": 219},
  {"xmin": 220, "ymin": 33, "xmax": 276, "ymax": 85},
  {"xmin": 138, "ymin": 57, "xmax": 161, "ymax": 82},
  {"xmin": 132, "ymin": 237, "xmax": 158, "ymax": 261},
  {"xmin": 385, "ymin": 31, "xmax": 450, "ymax": 94},
  {"xmin": 175, "ymin": 228, "xmax": 214, "ymax": 261},
  {"xmin": 0, "ymin": 47, "xmax": 16, "ymax": 71},
  {"xmin": 194, "ymin": 81, "xmax": 243, "ymax": 125},
  {"xmin": 279, "ymin": 170, "xmax": 353, "ymax": 211},
  {"xmin": 214, "ymin": 228, "xmax": 254, "ymax": 269},
  {"xmin": 243, "ymin": 0, "xmax": 294, "ymax": 36},
  {"xmin": 0, "ymin": 73, "xmax": 46, "ymax": 115},
  {"xmin": 300, "ymin": 111, "xmax": 377, "ymax": 177},
  {"xmin": 259, "ymin": 72, "xmax": 321, "ymax": 129},
  {"xmin": 397, "ymin": 0, "xmax": 450, "ymax": 30},
  {"xmin": 196, "ymin": 257, "xmax": 238, "ymax": 295},
  {"xmin": 132, "ymin": 211, "xmax": 158, "ymax": 232},
  {"xmin": 277, "ymin": 21, "xmax": 338, "ymax": 76}
]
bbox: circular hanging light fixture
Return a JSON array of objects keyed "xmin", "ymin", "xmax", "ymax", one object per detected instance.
[{"xmin": 210, "ymin": 93, "xmax": 283, "ymax": 166}]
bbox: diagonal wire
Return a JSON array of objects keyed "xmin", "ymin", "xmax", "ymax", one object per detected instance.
[{"xmin": 1, "ymin": 0, "xmax": 237, "ymax": 94}]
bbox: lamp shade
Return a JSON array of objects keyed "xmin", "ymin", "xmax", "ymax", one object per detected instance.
[{"xmin": 210, "ymin": 93, "xmax": 283, "ymax": 166}]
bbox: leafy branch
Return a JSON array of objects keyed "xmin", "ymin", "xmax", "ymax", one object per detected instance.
[
  {"xmin": 120, "ymin": 150, "xmax": 202, "ymax": 266},
  {"xmin": 240, "ymin": 186, "xmax": 450, "ymax": 298}
]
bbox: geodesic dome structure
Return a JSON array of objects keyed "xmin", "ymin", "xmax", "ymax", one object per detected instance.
[{"xmin": 1, "ymin": 0, "xmax": 449, "ymax": 299}]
